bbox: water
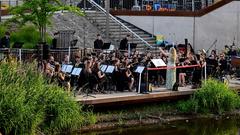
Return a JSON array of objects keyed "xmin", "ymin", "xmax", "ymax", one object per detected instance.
[{"xmin": 81, "ymin": 118, "xmax": 240, "ymax": 135}]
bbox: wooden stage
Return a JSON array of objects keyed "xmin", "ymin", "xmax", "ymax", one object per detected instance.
[
  {"xmin": 76, "ymin": 86, "xmax": 196, "ymax": 106},
  {"xmin": 76, "ymin": 80, "xmax": 240, "ymax": 106}
]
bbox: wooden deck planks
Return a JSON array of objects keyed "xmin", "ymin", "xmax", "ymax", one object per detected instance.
[{"xmin": 76, "ymin": 86, "xmax": 196, "ymax": 106}]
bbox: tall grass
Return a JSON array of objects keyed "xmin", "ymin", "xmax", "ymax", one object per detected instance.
[
  {"xmin": 177, "ymin": 79, "xmax": 240, "ymax": 114},
  {"xmin": 0, "ymin": 61, "xmax": 87, "ymax": 135}
]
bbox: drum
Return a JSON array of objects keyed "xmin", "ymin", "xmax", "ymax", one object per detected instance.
[{"xmin": 231, "ymin": 56, "xmax": 240, "ymax": 67}]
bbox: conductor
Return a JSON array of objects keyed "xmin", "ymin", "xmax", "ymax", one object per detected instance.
[
  {"xmin": 94, "ymin": 34, "xmax": 104, "ymax": 50},
  {"xmin": 119, "ymin": 34, "xmax": 130, "ymax": 50}
]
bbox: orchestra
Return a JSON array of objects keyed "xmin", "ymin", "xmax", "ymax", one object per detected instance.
[{"xmin": 39, "ymin": 44, "xmax": 239, "ymax": 94}]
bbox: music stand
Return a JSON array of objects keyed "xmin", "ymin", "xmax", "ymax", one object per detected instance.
[
  {"xmin": 70, "ymin": 68, "xmax": 83, "ymax": 97},
  {"xmin": 130, "ymin": 43, "xmax": 137, "ymax": 50},
  {"xmin": 12, "ymin": 42, "xmax": 24, "ymax": 48},
  {"xmin": 135, "ymin": 66, "xmax": 145, "ymax": 94},
  {"xmin": 151, "ymin": 59, "xmax": 166, "ymax": 67},
  {"xmin": 70, "ymin": 39, "xmax": 78, "ymax": 47},
  {"xmin": 100, "ymin": 65, "xmax": 108, "ymax": 72},
  {"xmin": 62, "ymin": 65, "xmax": 73, "ymax": 73},
  {"xmin": 104, "ymin": 65, "xmax": 115, "ymax": 93},
  {"xmin": 71, "ymin": 68, "xmax": 82, "ymax": 76},
  {"xmin": 61, "ymin": 64, "xmax": 67, "ymax": 72},
  {"xmin": 102, "ymin": 43, "xmax": 111, "ymax": 50},
  {"xmin": 105, "ymin": 65, "xmax": 114, "ymax": 73}
]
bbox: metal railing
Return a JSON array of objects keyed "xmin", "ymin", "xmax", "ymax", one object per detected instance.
[
  {"xmin": 87, "ymin": 0, "xmax": 152, "ymax": 48},
  {"xmin": 87, "ymin": 0, "xmax": 222, "ymax": 12},
  {"xmin": 0, "ymin": 47, "xmax": 163, "ymax": 62}
]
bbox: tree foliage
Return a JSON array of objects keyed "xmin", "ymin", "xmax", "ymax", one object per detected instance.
[{"xmin": 8, "ymin": 0, "xmax": 84, "ymax": 42}]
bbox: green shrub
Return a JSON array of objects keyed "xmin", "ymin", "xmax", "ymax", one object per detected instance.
[
  {"xmin": 177, "ymin": 79, "xmax": 240, "ymax": 114},
  {"xmin": 194, "ymin": 79, "xmax": 239, "ymax": 114},
  {"xmin": 0, "ymin": 25, "xmax": 7, "ymax": 37},
  {"xmin": 0, "ymin": 61, "xmax": 86, "ymax": 135}
]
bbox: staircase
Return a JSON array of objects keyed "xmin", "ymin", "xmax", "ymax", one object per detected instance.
[{"xmin": 84, "ymin": 0, "xmax": 155, "ymax": 50}]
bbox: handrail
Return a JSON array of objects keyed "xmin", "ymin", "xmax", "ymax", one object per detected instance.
[{"xmin": 87, "ymin": 0, "xmax": 152, "ymax": 48}]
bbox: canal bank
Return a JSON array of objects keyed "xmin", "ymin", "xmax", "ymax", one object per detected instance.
[
  {"xmin": 75, "ymin": 79, "xmax": 240, "ymax": 134},
  {"xmin": 78, "ymin": 104, "xmax": 240, "ymax": 134},
  {"xmin": 80, "ymin": 117, "xmax": 240, "ymax": 135}
]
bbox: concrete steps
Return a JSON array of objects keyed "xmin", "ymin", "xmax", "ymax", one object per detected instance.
[{"xmin": 85, "ymin": 11, "xmax": 155, "ymax": 49}]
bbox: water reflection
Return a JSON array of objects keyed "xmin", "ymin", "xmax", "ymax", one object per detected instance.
[{"xmin": 80, "ymin": 118, "xmax": 240, "ymax": 135}]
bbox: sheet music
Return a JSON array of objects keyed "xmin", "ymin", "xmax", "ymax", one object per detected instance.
[
  {"xmin": 135, "ymin": 66, "xmax": 145, "ymax": 74},
  {"xmin": 61, "ymin": 64, "xmax": 67, "ymax": 72},
  {"xmin": 100, "ymin": 65, "xmax": 108, "ymax": 72},
  {"xmin": 65, "ymin": 65, "xmax": 73, "ymax": 73},
  {"xmin": 71, "ymin": 68, "xmax": 82, "ymax": 76},
  {"xmin": 151, "ymin": 59, "xmax": 166, "ymax": 67},
  {"xmin": 105, "ymin": 65, "xmax": 115, "ymax": 73}
]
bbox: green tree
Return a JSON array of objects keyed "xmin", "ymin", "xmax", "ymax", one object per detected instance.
[{"xmin": 9, "ymin": 0, "xmax": 84, "ymax": 42}]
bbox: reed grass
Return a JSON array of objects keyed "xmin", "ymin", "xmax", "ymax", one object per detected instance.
[
  {"xmin": 177, "ymin": 79, "xmax": 240, "ymax": 114},
  {"xmin": 0, "ymin": 61, "xmax": 89, "ymax": 135}
]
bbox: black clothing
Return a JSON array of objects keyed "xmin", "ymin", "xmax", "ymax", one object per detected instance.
[
  {"xmin": 94, "ymin": 39, "xmax": 103, "ymax": 49},
  {"xmin": 52, "ymin": 38, "xmax": 57, "ymax": 49},
  {"xmin": 119, "ymin": 38, "xmax": 128, "ymax": 50},
  {"xmin": 0, "ymin": 36, "xmax": 10, "ymax": 48},
  {"xmin": 219, "ymin": 59, "xmax": 228, "ymax": 72},
  {"xmin": 228, "ymin": 50, "xmax": 237, "ymax": 56}
]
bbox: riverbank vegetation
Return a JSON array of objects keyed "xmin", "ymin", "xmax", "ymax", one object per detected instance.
[
  {"xmin": 0, "ymin": 61, "xmax": 95, "ymax": 135},
  {"xmin": 0, "ymin": 59, "xmax": 239, "ymax": 134},
  {"xmin": 82, "ymin": 79, "xmax": 240, "ymax": 132},
  {"xmin": 177, "ymin": 79, "xmax": 240, "ymax": 114}
]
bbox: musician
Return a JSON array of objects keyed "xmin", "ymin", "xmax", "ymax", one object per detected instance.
[
  {"xmin": 206, "ymin": 50, "xmax": 218, "ymax": 77},
  {"xmin": 119, "ymin": 34, "xmax": 130, "ymax": 50},
  {"xmin": 47, "ymin": 55, "xmax": 56, "ymax": 71},
  {"xmin": 54, "ymin": 63, "xmax": 70, "ymax": 92},
  {"xmin": 73, "ymin": 54, "xmax": 82, "ymax": 68},
  {"xmin": 178, "ymin": 51, "xmax": 189, "ymax": 87},
  {"xmin": 0, "ymin": 32, "xmax": 10, "ymax": 48},
  {"xmin": 91, "ymin": 56, "xmax": 98, "ymax": 67},
  {"xmin": 123, "ymin": 63, "xmax": 134, "ymax": 91},
  {"xmin": 70, "ymin": 54, "xmax": 82, "ymax": 87},
  {"xmin": 77, "ymin": 58, "xmax": 92, "ymax": 93},
  {"xmin": 228, "ymin": 45, "xmax": 237, "ymax": 56},
  {"xmin": 224, "ymin": 45, "xmax": 230, "ymax": 55},
  {"xmin": 92, "ymin": 62, "xmax": 107, "ymax": 92},
  {"xmin": 94, "ymin": 34, "xmax": 104, "ymax": 50},
  {"xmin": 61, "ymin": 55, "xmax": 71, "ymax": 65},
  {"xmin": 192, "ymin": 54, "xmax": 205, "ymax": 89},
  {"xmin": 209, "ymin": 50, "xmax": 217, "ymax": 60},
  {"xmin": 218, "ymin": 53, "xmax": 228, "ymax": 74},
  {"xmin": 186, "ymin": 43, "xmax": 194, "ymax": 58},
  {"xmin": 42, "ymin": 60, "xmax": 54, "ymax": 79}
]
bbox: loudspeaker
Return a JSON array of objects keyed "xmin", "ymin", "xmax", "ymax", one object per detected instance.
[
  {"xmin": 185, "ymin": 38, "xmax": 188, "ymax": 46},
  {"xmin": 43, "ymin": 44, "xmax": 49, "ymax": 60}
]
